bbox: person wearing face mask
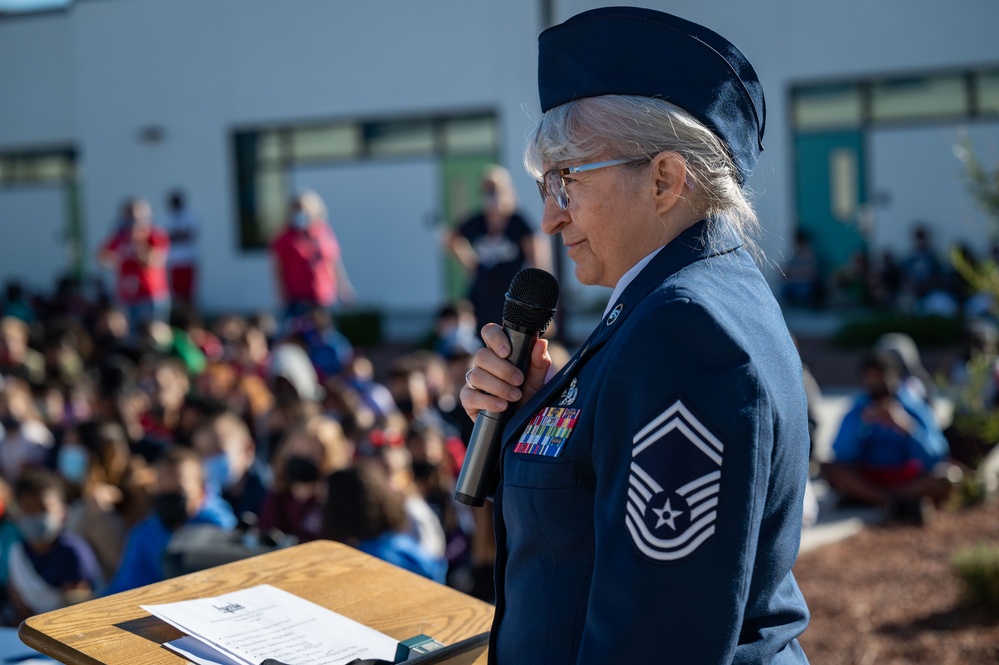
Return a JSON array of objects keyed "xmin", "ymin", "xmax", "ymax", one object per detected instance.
[
  {"xmin": 0, "ymin": 477, "xmax": 21, "ymax": 622},
  {"xmin": 104, "ymin": 446, "xmax": 236, "ymax": 595},
  {"xmin": 447, "ymin": 166, "xmax": 550, "ymax": 329},
  {"xmin": 60, "ymin": 421, "xmax": 140, "ymax": 583},
  {"xmin": 7, "ymin": 469, "xmax": 101, "ymax": 620},
  {"xmin": 270, "ymin": 190, "xmax": 356, "ymax": 323},
  {"xmin": 821, "ymin": 351, "xmax": 957, "ymax": 524},
  {"xmin": 192, "ymin": 410, "xmax": 270, "ymax": 522},
  {"xmin": 258, "ymin": 415, "xmax": 353, "ymax": 543}
]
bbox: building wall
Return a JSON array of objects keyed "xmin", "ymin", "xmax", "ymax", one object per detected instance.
[
  {"xmin": 0, "ymin": 11, "xmax": 75, "ymax": 147},
  {"xmin": 64, "ymin": 0, "xmax": 541, "ymax": 319},
  {"xmin": 1, "ymin": 0, "xmax": 998, "ymax": 337}
]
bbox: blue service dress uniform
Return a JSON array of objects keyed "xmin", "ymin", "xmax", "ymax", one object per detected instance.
[{"xmin": 489, "ymin": 220, "xmax": 811, "ymax": 664}]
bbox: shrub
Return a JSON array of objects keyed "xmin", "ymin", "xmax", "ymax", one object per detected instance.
[
  {"xmin": 952, "ymin": 542, "xmax": 999, "ymax": 613},
  {"xmin": 336, "ymin": 309, "xmax": 383, "ymax": 347},
  {"xmin": 830, "ymin": 313, "xmax": 963, "ymax": 348}
]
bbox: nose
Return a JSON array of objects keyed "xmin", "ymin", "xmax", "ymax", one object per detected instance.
[{"xmin": 540, "ymin": 198, "xmax": 568, "ymax": 236}]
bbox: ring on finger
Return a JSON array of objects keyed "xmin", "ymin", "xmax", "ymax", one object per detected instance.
[{"xmin": 465, "ymin": 368, "xmax": 475, "ymax": 387}]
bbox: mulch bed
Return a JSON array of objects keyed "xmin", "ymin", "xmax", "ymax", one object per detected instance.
[{"xmin": 794, "ymin": 498, "xmax": 999, "ymax": 664}]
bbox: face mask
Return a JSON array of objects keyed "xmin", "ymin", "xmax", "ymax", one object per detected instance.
[
  {"xmin": 285, "ymin": 455, "xmax": 320, "ymax": 483},
  {"xmin": 152, "ymin": 492, "xmax": 190, "ymax": 530},
  {"xmin": 203, "ymin": 453, "xmax": 234, "ymax": 491},
  {"xmin": 58, "ymin": 445, "xmax": 90, "ymax": 484},
  {"xmin": 18, "ymin": 513, "xmax": 61, "ymax": 544},
  {"xmin": 292, "ymin": 211, "xmax": 310, "ymax": 229}
]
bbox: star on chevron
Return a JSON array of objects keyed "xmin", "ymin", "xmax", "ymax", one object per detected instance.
[{"xmin": 652, "ymin": 498, "xmax": 684, "ymax": 531}]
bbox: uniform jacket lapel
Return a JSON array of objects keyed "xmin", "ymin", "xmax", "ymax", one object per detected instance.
[{"xmin": 502, "ymin": 220, "xmax": 739, "ymax": 443}]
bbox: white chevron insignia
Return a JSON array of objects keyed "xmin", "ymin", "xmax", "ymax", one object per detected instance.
[{"xmin": 626, "ymin": 399, "xmax": 723, "ymax": 562}]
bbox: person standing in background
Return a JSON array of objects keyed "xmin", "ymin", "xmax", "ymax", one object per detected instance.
[
  {"xmin": 97, "ymin": 198, "xmax": 171, "ymax": 337},
  {"xmin": 163, "ymin": 189, "xmax": 199, "ymax": 307},
  {"xmin": 270, "ymin": 190, "xmax": 356, "ymax": 322},
  {"xmin": 448, "ymin": 166, "xmax": 550, "ymax": 328}
]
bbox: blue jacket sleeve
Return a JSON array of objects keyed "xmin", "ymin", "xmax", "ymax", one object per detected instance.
[{"xmin": 576, "ymin": 299, "xmax": 809, "ymax": 664}]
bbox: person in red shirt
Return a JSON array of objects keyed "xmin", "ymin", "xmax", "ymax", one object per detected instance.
[
  {"xmin": 270, "ymin": 190, "xmax": 355, "ymax": 320},
  {"xmin": 97, "ymin": 198, "xmax": 171, "ymax": 338}
]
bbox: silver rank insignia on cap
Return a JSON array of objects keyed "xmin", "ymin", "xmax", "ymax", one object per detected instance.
[
  {"xmin": 607, "ymin": 303, "xmax": 624, "ymax": 325},
  {"xmin": 558, "ymin": 378, "xmax": 578, "ymax": 406}
]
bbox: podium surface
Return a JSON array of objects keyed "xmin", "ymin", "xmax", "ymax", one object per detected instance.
[{"xmin": 19, "ymin": 540, "xmax": 492, "ymax": 665}]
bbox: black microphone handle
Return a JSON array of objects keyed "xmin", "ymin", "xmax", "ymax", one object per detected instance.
[{"xmin": 454, "ymin": 324, "xmax": 538, "ymax": 507}]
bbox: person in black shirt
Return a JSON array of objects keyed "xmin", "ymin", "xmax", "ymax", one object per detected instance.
[{"xmin": 448, "ymin": 166, "xmax": 549, "ymax": 328}]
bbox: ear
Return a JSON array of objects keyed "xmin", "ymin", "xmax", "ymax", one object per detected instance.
[{"xmin": 651, "ymin": 151, "xmax": 689, "ymax": 217}]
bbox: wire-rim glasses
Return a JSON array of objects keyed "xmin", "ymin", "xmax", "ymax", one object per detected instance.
[{"xmin": 536, "ymin": 157, "xmax": 648, "ymax": 210}]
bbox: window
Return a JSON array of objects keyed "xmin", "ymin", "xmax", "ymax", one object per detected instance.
[
  {"xmin": 0, "ymin": 149, "xmax": 75, "ymax": 185},
  {"xmin": 870, "ymin": 75, "xmax": 966, "ymax": 122},
  {"xmin": 444, "ymin": 116, "xmax": 498, "ymax": 152},
  {"xmin": 233, "ymin": 112, "xmax": 498, "ymax": 249},
  {"xmin": 793, "ymin": 85, "xmax": 863, "ymax": 131},
  {"xmin": 365, "ymin": 120, "xmax": 435, "ymax": 157},
  {"xmin": 829, "ymin": 148, "xmax": 858, "ymax": 222},
  {"xmin": 977, "ymin": 70, "xmax": 999, "ymax": 115},
  {"xmin": 291, "ymin": 124, "xmax": 359, "ymax": 161},
  {"xmin": 792, "ymin": 64, "xmax": 999, "ymax": 131}
]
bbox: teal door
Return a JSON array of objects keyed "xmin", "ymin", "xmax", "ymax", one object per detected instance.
[{"xmin": 794, "ymin": 130, "xmax": 867, "ymax": 282}]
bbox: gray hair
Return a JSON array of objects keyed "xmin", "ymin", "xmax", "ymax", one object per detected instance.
[{"xmin": 524, "ymin": 95, "xmax": 761, "ymax": 261}]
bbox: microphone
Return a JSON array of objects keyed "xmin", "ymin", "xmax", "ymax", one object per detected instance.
[{"xmin": 454, "ymin": 268, "xmax": 560, "ymax": 507}]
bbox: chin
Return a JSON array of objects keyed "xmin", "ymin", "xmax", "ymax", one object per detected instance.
[
  {"xmin": 573, "ymin": 264, "xmax": 596, "ymax": 286},
  {"xmin": 573, "ymin": 266, "xmax": 609, "ymax": 288}
]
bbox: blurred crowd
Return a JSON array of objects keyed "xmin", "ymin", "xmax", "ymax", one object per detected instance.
[
  {"xmin": 0, "ymin": 274, "xmax": 512, "ymax": 625},
  {"xmin": 781, "ymin": 223, "xmax": 993, "ymax": 319},
  {"xmin": 0, "ymin": 166, "xmax": 558, "ymax": 627},
  {"xmin": 804, "ymin": 320, "xmax": 999, "ymax": 528}
]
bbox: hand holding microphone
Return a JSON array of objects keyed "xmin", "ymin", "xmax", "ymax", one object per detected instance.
[{"xmin": 455, "ymin": 268, "xmax": 559, "ymax": 506}]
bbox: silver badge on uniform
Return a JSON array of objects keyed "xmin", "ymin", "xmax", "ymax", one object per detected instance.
[
  {"xmin": 606, "ymin": 303, "xmax": 624, "ymax": 325},
  {"xmin": 558, "ymin": 378, "xmax": 578, "ymax": 406}
]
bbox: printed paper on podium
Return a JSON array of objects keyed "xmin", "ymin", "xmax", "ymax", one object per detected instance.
[{"xmin": 141, "ymin": 583, "xmax": 398, "ymax": 665}]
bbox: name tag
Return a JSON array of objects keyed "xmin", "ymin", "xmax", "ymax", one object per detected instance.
[{"xmin": 514, "ymin": 407, "xmax": 581, "ymax": 457}]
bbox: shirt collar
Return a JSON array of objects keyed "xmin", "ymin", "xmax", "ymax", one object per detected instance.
[{"xmin": 602, "ymin": 246, "xmax": 665, "ymax": 318}]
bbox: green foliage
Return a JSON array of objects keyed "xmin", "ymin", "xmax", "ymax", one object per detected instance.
[
  {"xmin": 952, "ymin": 134, "xmax": 999, "ymax": 303},
  {"xmin": 829, "ymin": 313, "xmax": 963, "ymax": 348},
  {"xmin": 336, "ymin": 309, "xmax": 383, "ymax": 347},
  {"xmin": 955, "ymin": 134, "xmax": 999, "ymax": 225},
  {"xmin": 952, "ymin": 250, "xmax": 999, "ymax": 299},
  {"xmin": 947, "ymin": 474, "xmax": 990, "ymax": 509},
  {"xmin": 953, "ymin": 542, "xmax": 999, "ymax": 613}
]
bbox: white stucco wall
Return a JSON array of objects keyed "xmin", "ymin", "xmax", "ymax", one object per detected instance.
[{"xmin": 1, "ymin": 0, "xmax": 998, "ymax": 338}]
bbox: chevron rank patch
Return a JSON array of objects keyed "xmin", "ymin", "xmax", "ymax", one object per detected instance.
[
  {"xmin": 514, "ymin": 407, "xmax": 580, "ymax": 457},
  {"xmin": 625, "ymin": 399, "xmax": 724, "ymax": 562}
]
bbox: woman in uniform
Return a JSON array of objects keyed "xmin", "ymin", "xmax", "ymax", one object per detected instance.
[{"xmin": 461, "ymin": 7, "xmax": 811, "ymax": 664}]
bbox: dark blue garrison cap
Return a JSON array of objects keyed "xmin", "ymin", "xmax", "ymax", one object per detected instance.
[{"xmin": 538, "ymin": 6, "xmax": 766, "ymax": 183}]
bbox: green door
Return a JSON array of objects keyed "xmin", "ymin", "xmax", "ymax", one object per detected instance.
[
  {"xmin": 440, "ymin": 155, "xmax": 498, "ymax": 300},
  {"xmin": 794, "ymin": 130, "xmax": 867, "ymax": 283}
]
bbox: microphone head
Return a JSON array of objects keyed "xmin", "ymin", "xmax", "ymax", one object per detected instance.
[{"xmin": 503, "ymin": 268, "xmax": 560, "ymax": 333}]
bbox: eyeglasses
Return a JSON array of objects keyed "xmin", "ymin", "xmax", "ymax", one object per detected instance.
[{"xmin": 536, "ymin": 157, "xmax": 647, "ymax": 210}]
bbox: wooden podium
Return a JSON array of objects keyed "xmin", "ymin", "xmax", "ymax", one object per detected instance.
[{"xmin": 19, "ymin": 540, "xmax": 492, "ymax": 665}]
